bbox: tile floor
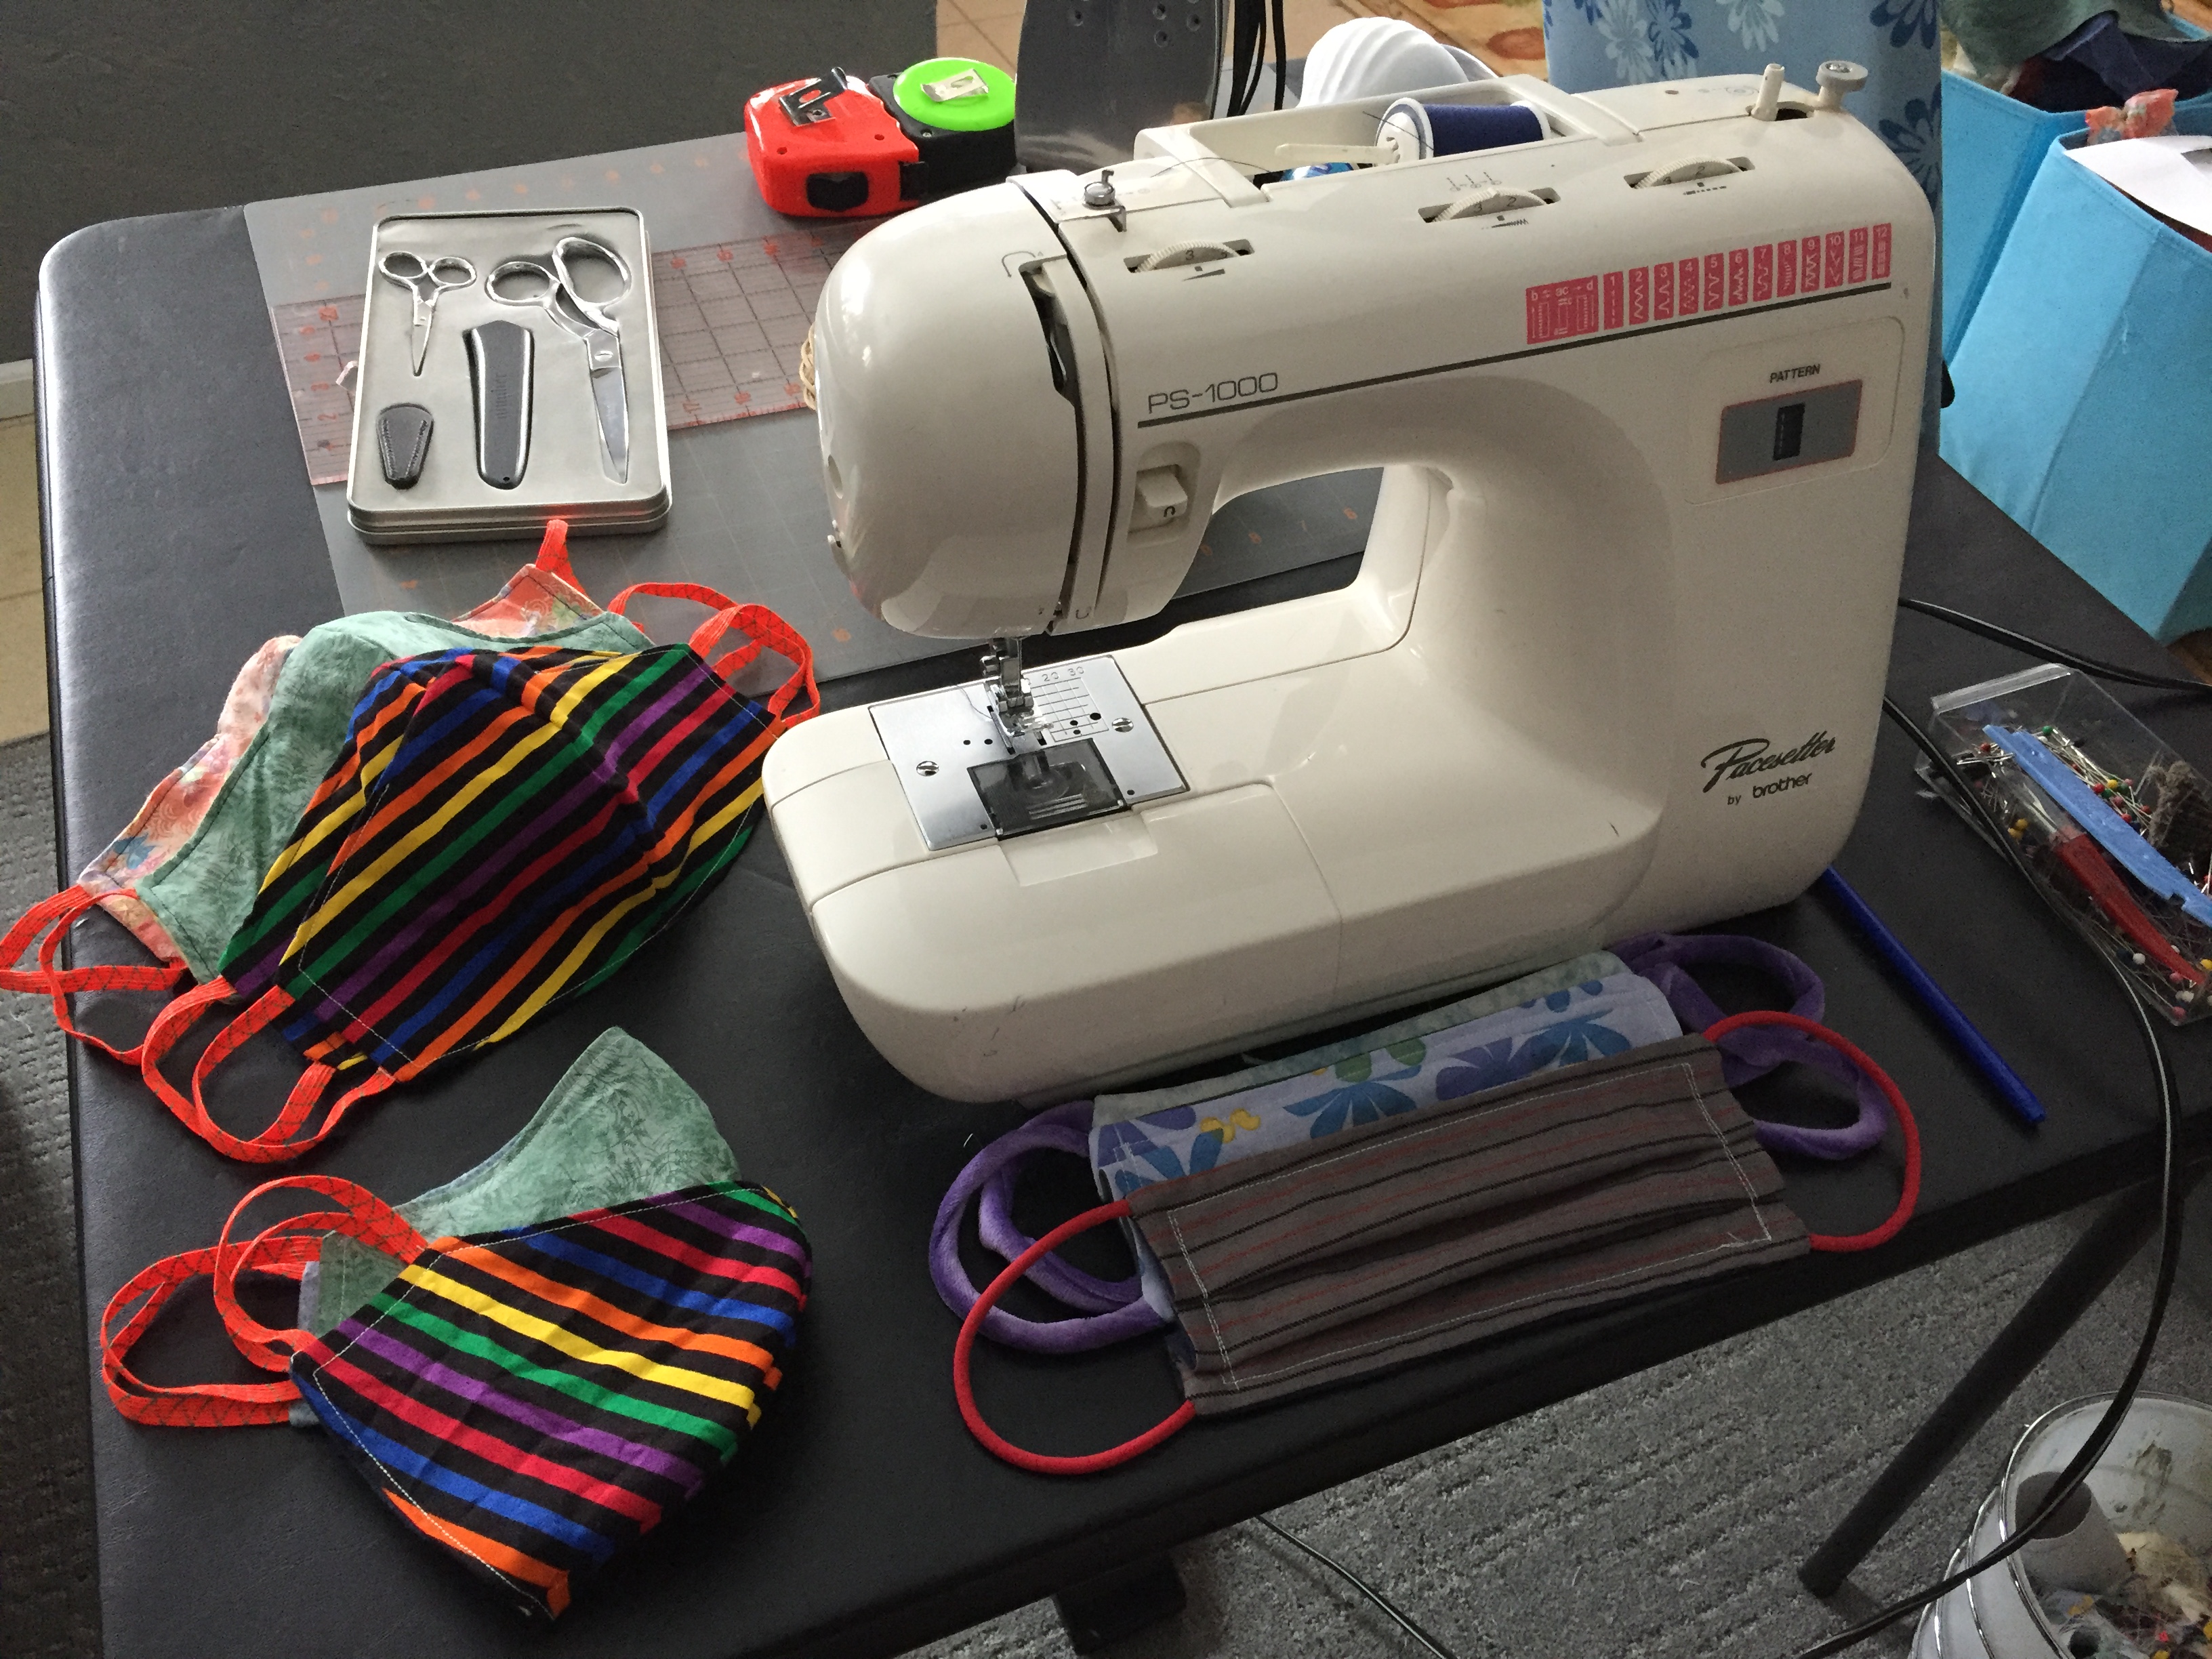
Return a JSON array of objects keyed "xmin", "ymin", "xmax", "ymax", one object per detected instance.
[{"xmin": 0, "ymin": 417, "xmax": 47, "ymax": 742}]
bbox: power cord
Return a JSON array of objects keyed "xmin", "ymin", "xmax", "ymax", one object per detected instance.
[
  {"xmin": 1782, "ymin": 600, "xmax": 2196, "ymax": 1656},
  {"xmin": 1221, "ymin": 600, "xmax": 2190, "ymax": 1659},
  {"xmin": 1252, "ymin": 1514, "xmax": 1462, "ymax": 1659}
]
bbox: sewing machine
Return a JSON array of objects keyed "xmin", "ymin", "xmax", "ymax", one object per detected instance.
[{"xmin": 762, "ymin": 65, "xmax": 1933, "ymax": 1103}]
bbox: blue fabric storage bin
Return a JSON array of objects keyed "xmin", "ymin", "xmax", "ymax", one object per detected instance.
[
  {"xmin": 1942, "ymin": 71, "xmax": 2212, "ymax": 356},
  {"xmin": 1941, "ymin": 109, "xmax": 2212, "ymax": 642}
]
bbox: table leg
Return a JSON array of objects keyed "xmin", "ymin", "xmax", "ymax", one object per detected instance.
[
  {"xmin": 1798, "ymin": 1174, "xmax": 2190, "ymax": 1597},
  {"xmin": 1052, "ymin": 1553, "xmax": 1188, "ymax": 1653}
]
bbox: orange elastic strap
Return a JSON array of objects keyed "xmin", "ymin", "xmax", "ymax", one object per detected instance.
[
  {"xmin": 533, "ymin": 516, "xmax": 577, "ymax": 589},
  {"xmin": 141, "ymin": 981, "xmax": 398, "ymax": 1162},
  {"xmin": 102, "ymin": 1175, "xmax": 428, "ymax": 1427},
  {"xmin": 607, "ymin": 581, "xmax": 819, "ymax": 725},
  {"xmin": 0, "ymin": 884, "xmax": 190, "ymax": 1065}
]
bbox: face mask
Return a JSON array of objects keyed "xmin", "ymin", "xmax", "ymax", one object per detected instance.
[
  {"xmin": 139, "ymin": 602, "xmax": 815, "ymax": 1162},
  {"xmin": 939, "ymin": 959, "xmax": 1919, "ymax": 1474},
  {"xmin": 0, "ymin": 525, "xmax": 642, "ymax": 1061},
  {"xmin": 99, "ymin": 1084, "xmax": 808, "ymax": 1623},
  {"xmin": 304, "ymin": 1025, "xmax": 739, "ymax": 1342},
  {"xmin": 933, "ymin": 951, "xmax": 1682, "ymax": 1349}
]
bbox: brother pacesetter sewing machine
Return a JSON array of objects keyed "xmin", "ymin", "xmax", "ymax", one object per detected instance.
[{"xmin": 762, "ymin": 64, "xmax": 1933, "ymax": 1102}]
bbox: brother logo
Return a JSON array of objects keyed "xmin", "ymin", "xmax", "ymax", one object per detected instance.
[{"xmin": 1768, "ymin": 363, "xmax": 1822, "ymax": 384}]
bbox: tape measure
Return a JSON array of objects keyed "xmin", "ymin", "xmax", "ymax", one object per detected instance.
[{"xmin": 745, "ymin": 59, "xmax": 1017, "ymax": 220}]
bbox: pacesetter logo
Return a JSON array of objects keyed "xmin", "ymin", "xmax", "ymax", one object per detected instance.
[{"xmin": 1701, "ymin": 732, "xmax": 1837, "ymax": 804}]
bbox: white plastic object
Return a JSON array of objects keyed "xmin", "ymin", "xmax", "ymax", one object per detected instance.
[
  {"xmin": 766, "ymin": 71, "xmax": 1934, "ymax": 1101},
  {"xmin": 1298, "ymin": 16, "xmax": 1494, "ymax": 108},
  {"xmin": 1818, "ymin": 60, "xmax": 1869, "ymax": 109},
  {"xmin": 1750, "ymin": 62, "xmax": 1786, "ymax": 121},
  {"xmin": 1637, "ymin": 154, "xmax": 1744, "ymax": 186}
]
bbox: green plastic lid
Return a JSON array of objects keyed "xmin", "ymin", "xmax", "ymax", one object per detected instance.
[{"xmin": 890, "ymin": 57, "xmax": 1017, "ymax": 132}]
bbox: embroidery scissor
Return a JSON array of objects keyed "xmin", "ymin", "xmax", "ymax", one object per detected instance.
[
  {"xmin": 487, "ymin": 234, "xmax": 634, "ymax": 483},
  {"xmin": 376, "ymin": 249, "xmax": 477, "ymax": 376}
]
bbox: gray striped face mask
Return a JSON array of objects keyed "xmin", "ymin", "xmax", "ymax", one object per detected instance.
[{"xmin": 950, "ymin": 1013, "xmax": 1914, "ymax": 1477}]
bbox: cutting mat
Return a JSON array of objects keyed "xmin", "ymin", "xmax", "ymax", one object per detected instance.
[{"xmin": 270, "ymin": 226, "xmax": 867, "ymax": 487}]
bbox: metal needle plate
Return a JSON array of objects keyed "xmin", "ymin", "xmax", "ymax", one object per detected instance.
[{"xmin": 871, "ymin": 655, "xmax": 1187, "ymax": 850}]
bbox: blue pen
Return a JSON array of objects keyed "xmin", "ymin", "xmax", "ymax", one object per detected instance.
[{"xmin": 1816, "ymin": 866, "xmax": 2047, "ymax": 1126}]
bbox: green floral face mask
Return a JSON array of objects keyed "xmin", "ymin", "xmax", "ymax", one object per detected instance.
[{"xmin": 0, "ymin": 531, "xmax": 647, "ymax": 1061}]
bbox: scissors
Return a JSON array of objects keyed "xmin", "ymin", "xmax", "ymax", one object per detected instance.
[
  {"xmin": 376, "ymin": 249, "xmax": 477, "ymax": 376},
  {"xmin": 487, "ymin": 234, "xmax": 633, "ymax": 483}
]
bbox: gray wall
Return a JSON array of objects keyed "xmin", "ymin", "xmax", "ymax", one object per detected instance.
[{"xmin": 0, "ymin": 2, "xmax": 935, "ymax": 364}]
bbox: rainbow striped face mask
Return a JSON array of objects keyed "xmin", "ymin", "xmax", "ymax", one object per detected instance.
[
  {"xmin": 100, "ymin": 1029, "xmax": 809, "ymax": 1622},
  {"xmin": 137, "ymin": 617, "xmax": 815, "ymax": 1163}
]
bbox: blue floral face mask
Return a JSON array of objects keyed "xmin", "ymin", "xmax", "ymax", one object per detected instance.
[{"xmin": 1086, "ymin": 953, "xmax": 1682, "ymax": 1197}]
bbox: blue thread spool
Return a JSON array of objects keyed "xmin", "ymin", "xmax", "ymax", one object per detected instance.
[{"xmin": 1377, "ymin": 99, "xmax": 1544, "ymax": 160}]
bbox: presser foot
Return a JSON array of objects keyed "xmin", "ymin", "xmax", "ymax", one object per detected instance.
[{"xmin": 870, "ymin": 655, "xmax": 1185, "ymax": 850}]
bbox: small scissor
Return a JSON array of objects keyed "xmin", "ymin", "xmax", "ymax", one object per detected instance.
[
  {"xmin": 487, "ymin": 234, "xmax": 633, "ymax": 483},
  {"xmin": 376, "ymin": 249, "xmax": 477, "ymax": 376}
]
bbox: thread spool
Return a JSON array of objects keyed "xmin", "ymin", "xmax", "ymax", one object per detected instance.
[
  {"xmin": 2014, "ymin": 1470, "xmax": 2132, "ymax": 1596},
  {"xmin": 1376, "ymin": 98, "xmax": 1544, "ymax": 161}
]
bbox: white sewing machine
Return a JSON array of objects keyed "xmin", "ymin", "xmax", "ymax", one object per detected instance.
[{"xmin": 762, "ymin": 64, "xmax": 1933, "ymax": 1102}]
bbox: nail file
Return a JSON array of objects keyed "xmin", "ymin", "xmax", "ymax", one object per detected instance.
[
  {"xmin": 465, "ymin": 320, "xmax": 534, "ymax": 490},
  {"xmin": 374, "ymin": 404, "xmax": 434, "ymax": 489}
]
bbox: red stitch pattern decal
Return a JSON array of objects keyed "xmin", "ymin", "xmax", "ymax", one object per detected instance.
[
  {"xmin": 1525, "ymin": 276, "xmax": 1601, "ymax": 343},
  {"xmin": 1521, "ymin": 224, "xmax": 1895, "ymax": 346}
]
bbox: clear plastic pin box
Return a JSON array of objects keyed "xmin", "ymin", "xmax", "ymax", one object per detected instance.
[{"xmin": 1919, "ymin": 664, "xmax": 2212, "ymax": 1025}]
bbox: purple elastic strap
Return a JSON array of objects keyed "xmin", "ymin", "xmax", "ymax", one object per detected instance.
[
  {"xmin": 927, "ymin": 1101, "xmax": 1164, "ymax": 1353},
  {"xmin": 1614, "ymin": 931, "xmax": 1890, "ymax": 1160}
]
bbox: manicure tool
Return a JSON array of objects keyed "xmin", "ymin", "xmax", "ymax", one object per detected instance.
[
  {"xmin": 487, "ymin": 235, "xmax": 632, "ymax": 483},
  {"xmin": 375, "ymin": 250, "xmax": 477, "ymax": 375},
  {"xmin": 464, "ymin": 321, "xmax": 533, "ymax": 491}
]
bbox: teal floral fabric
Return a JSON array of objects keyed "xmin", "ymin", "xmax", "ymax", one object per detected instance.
[
  {"xmin": 1088, "ymin": 968, "xmax": 1681, "ymax": 1198},
  {"xmin": 1542, "ymin": 0, "xmax": 1943, "ymax": 203}
]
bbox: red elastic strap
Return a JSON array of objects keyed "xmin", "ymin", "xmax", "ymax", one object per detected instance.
[
  {"xmin": 0, "ymin": 884, "xmax": 190, "ymax": 1064},
  {"xmin": 141, "ymin": 983, "xmax": 396, "ymax": 1162},
  {"xmin": 1704, "ymin": 1010, "xmax": 1922, "ymax": 1253},
  {"xmin": 533, "ymin": 516, "xmax": 577, "ymax": 589},
  {"xmin": 954, "ymin": 1198, "xmax": 1197, "ymax": 1474},
  {"xmin": 210, "ymin": 1175, "xmax": 429, "ymax": 1358},
  {"xmin": 607, "ymin": 581, "xmax": 820, "ymax": 725},
  {"xmin": 101, "ymin": 1175, "xmax": 427, "ymax": 1427}
]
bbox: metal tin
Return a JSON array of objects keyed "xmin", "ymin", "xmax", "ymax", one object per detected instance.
[{"xmin": 346, "ymin": 207, "xmax": 672, "ymax": 542}]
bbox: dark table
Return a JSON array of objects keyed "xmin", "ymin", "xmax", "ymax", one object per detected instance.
[{"xmin": 37, "ymin": 204, "xmax": 2212, "ymax": 1659}]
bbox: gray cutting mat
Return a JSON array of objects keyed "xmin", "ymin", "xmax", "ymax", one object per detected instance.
[{"xmin": 250, "ymin": 130, "xmax": 1376, "ymax": 678}]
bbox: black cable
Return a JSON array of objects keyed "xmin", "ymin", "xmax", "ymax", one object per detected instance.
[
  {"xmin": 1227, "ymin": 0, "xmax": 1266, "ymax": 116},
  {"xmin": 1783, "ymin": 697, "xmax": 2185, "ymax": 1658},
  {"xmin": 1898, "ymin": 596, "xmax": 2212, "ymax": 695},
  {"xmin": 1253, "ymin": 1515, "xmax": 1462, "ymax": 1659},
  {"xmin": 1269, "ymin": 0, "xmax": 1288, "ymax": 110}
]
